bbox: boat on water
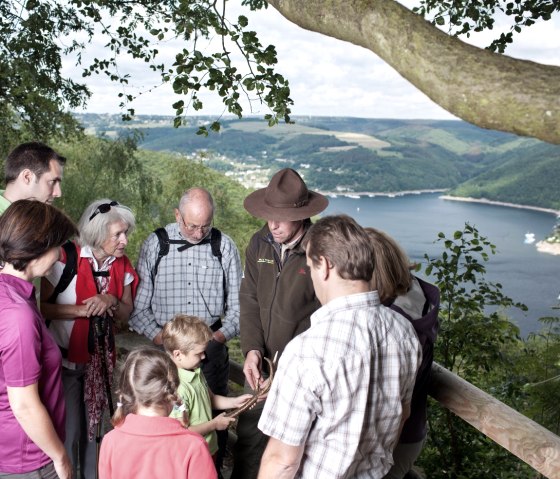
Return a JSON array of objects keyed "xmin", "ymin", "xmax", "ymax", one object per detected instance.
[
  {"xmin": 524, "ymin": 233, "xmax": 536, "ymax": 244},
  {"xmin": 345, "ymin": 194, "xmax": 360, "ymax": 199}
]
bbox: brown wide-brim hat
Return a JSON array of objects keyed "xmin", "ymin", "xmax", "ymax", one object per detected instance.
[{"xmin": 244, "ymin": 168, "xmax": 329, "ymax": 221}]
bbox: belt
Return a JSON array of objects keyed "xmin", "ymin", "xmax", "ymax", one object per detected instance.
[{"xmin": 210, "ymin": 318, "xmax": 222, "ymax": 332}]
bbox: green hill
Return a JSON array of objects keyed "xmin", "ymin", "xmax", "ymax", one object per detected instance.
[
  {"xmin": 451, "ymin": 142, "xmax": 560, "ymax": 210},
  {"xmin": 76, "ymin": 114, "xmax": 560, "ymax": 210}
]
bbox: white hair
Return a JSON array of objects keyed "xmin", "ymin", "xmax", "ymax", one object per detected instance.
[
  {"xmin": 178, "ymin": 187, "xmax": 215, "ymax": 214},
  {"xmin": 77, "ymin": 198, "xmax": 135, "ymax": 249}
]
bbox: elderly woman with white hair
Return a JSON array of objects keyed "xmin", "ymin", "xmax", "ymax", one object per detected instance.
[{"xmin": 40, "ymin": 199, "xmax": 139, "ymax": 479}]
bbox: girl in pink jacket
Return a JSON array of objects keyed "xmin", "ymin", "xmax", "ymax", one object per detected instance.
[{"xmin": 98, "ymin": 348, "xmax": 216, "ymax": 479}]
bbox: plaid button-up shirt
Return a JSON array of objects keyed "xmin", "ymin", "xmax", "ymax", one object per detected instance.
[
  {"xmin": 258, "ymin": 291, "xmax": 421, "ymax": 478},
  {"xmin": 130, "ymin": 223, "xmax": 242, "ymax": 340}
]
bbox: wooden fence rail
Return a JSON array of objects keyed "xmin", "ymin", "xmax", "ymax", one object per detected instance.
[{"xmin": 429, "ymin": 362, "xmax": 560, "ymax": 479}]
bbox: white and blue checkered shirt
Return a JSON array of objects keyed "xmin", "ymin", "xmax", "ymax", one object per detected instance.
[
  {"xmin": 258, "ymin": 291, "xmax": 421, "ymax": 478},
  {"xmin": 130, "ymin": 223, "xmax": 242, "ymax": 340}
]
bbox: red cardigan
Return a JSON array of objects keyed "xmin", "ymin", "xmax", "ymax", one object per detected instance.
[{"xmin": 65, "ymin": 243, "xmax": 139, "ymax": 363}]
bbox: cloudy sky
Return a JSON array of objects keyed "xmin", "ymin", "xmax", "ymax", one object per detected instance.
[{"xmin": 70, "ymin": 1, "xmax": 560, "ymax": 120}]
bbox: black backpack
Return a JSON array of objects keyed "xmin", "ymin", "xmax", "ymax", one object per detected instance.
[{"xmin": 152, "ymin": 227, "xmax": 228, "ymax": 312}]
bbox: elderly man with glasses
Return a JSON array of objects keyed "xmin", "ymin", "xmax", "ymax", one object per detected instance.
[{"xmin": 130, "ymin": 187, "xmax": 242, "ymax": 474}]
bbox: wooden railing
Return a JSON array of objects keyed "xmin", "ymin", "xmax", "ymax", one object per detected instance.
[
  {"xmin": 429, "ymin": 363, "xmax": 560, "ymax": 479},
  {"xmin": 230, "ymin": 359, "xmax": 560, "ymax": 479}
]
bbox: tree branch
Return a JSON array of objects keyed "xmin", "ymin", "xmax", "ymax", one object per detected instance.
[{"xmin": 267, "ymin": 0, "xmax": 560, "ymax": 144}]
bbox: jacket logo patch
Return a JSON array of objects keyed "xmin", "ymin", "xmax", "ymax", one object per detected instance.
[
  {"xmin": 298, "ymin": 267, "xmax": 307, "ymax": 275},
  {"xmin": 257, "ymin": 258, "xmax": 275, "ymax": 265}
]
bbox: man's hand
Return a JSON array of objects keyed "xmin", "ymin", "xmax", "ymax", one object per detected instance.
[
  {"xmin": 213, "ymin": 330, "xmax": 227, "ymax": 344},
  {"xmin": 244, "ymin": 350, "xmax": 263, "ymax": 391},
  {"xmin": 153, "ymin": 331, "xmax": 163, "ymax": 346}
]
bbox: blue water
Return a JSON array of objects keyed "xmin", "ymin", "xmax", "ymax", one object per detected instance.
[{"xmin": 322, "ymin": 193, "xmax": 560, "ymax": 335}]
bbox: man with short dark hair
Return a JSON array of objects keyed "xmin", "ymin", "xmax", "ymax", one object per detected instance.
[
  {"xmin": 1, "ymin": 142, "xmax": 66, "ymax": 213},
  {"xmin": 231, "ymin": 168, "xmax": 329, "ymax": 479},
  {"xmin": 257, "ymin": 215, "xmax": 422, "ymax": 479}
]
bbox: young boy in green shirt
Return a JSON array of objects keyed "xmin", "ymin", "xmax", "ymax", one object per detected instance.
[{"xmin": 162, "ymin": 314, "xmax": 251, "ymax": 461}]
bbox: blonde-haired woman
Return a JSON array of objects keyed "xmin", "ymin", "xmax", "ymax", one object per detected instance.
[{"xmin": 366, "ymin": 227, "xmax": 440, "ymax": 479}]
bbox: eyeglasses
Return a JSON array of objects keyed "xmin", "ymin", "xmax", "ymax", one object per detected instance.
[
  {"xmin": 179, "ymin": 214, "xmax": 212, "ymax": 234},
  {"xmin": 89, "ymin": 201, "xmax": 119, "ymax": 221}
]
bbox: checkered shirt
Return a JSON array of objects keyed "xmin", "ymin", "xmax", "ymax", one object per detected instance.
[
  {"xmin": 129, "ymin": 223, "xmax": 242, "ymax": 340},
  {"xmin": 258, "ymin": 291, "xmax": 421, "ymax": 478}
]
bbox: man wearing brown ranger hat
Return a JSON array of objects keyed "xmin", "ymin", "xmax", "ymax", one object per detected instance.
[{"xmin": 231, "ymin": 168, "xmax": 329, "ymax": 479}]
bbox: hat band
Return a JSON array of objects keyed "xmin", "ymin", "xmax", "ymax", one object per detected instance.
[{"xmin": 266, "ymin": 198, "xmax": 309, "ymax": 209}]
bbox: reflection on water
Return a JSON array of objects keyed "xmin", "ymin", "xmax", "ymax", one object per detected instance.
[{"xmin": 323, "ymin": 193, "xmax": 560, "ymax": 335}]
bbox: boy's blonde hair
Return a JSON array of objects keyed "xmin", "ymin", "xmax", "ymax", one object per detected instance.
[{"xmin": 162, "ymin": 314, "xmax": 213, "ymax": 354}]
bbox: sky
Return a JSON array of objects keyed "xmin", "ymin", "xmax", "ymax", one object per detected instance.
[{"xmin": 68, "ymin": 1, "xmax": 560, "ymax": 121}]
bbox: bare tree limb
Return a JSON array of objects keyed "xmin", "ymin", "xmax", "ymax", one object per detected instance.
[{"xmin": 267, "ymin": 0, "xmax": 560, "ymax": 144}]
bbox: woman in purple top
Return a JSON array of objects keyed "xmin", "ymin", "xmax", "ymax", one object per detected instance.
[{"xmin": 0, "ymin": 200, "xmax": 77, "ymax": 479}]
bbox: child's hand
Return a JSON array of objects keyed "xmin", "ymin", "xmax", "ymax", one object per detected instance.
[
  {"xmin": 232, "ymin": 394, "xmax": 253, "ymax": 408},
  {"xmin": 213, "ymin": 412, "xmax": 236, "ymax": 431}
]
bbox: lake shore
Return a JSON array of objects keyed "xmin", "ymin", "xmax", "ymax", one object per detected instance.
[
  {"xmin": 321, "ymin": 188, "xmax": 448, "ymax": 198},
  {"xmin": 439, "ymin": 195, "xmax": 560, "ymax": 217},
  {"xmin": 441, "ymin": 195, "xmax": 560, "ymax": 256}
]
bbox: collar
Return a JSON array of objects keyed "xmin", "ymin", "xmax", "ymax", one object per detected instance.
[
  {"xmin": 118, "ymin": 414, "xmax": 188, "ymax": 436},
  {"xmin": 311, "ymin": 291, "xmax": 381, "ymax": 326},
  {"xmin": 80, "ymin": 245, "xmax": 116, "ymax": 271},
  {"xmin": 264, "ymin": 222, "xmax": 310, "ymax": 252},
  {"xmin": 178, "ymin": 366, "xmax": 202, "ymax": 383},
  {"xmin": 0, "ymin": 273, "xmax": 35, "ymax": 300}
]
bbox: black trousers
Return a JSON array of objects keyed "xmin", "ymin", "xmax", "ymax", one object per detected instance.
[{"xmin": 202, "ymin": 339, "xmax": 230, "ymax": 476}]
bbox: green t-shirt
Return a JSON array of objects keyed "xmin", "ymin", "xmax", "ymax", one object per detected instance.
[
  {"xmin": 171, "ymin": 367, "xmax": 218, "ymax": 454},
  {"xmin": 0, "ymin": 190, "xmax": 11, "ymax": 215}
]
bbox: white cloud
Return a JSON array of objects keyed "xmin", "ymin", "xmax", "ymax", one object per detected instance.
[{"xmin": 66, "ymin": 1, "xmax": 560, "ymax": 120}]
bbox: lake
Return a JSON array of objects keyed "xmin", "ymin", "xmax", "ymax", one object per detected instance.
[{"xmin": 322, "ymin": 193, "xmax": 560, "ymax": 336}]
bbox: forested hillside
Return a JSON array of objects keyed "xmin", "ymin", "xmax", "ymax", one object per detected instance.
[
  {"xmin": 452, "ymin": 142, "xmax": 560, "ymax": 209},
  {"xmin": 79, "ymin": 114, "xmax": 560, "ymax": 210}
]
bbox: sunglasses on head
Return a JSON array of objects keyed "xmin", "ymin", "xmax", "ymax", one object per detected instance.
[{"xmin": 89, "ymin": 201, "xmax": 119, "ymax": 221}]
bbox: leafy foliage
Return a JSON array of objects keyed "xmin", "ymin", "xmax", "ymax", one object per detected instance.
[
  {"xmin": 418, "ymin": 223, "xmax": 532, "ymax": 477},
  {"xmin": 517, "ymin": 315, "xmax": 560, "ymax": 435},
  {"xmin": 52, "ymin": 134, "xmax": 161, "ymax": 259},
  {"xmin": 0, "ymin": 0, "xmax": 291, "ymax": 137},
  {"xmin": 415, "ymin": 0, "xmax": 560, "ymax": 53},
  {"xmin": 423, "ymin": 224, "xmax": 526, "ymax": 379}
]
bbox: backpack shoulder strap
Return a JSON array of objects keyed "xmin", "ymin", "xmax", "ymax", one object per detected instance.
[
  {"xmin": 210, "ymin": 228, "xmax": 222, "ymax": 263},
  {"xmin": 152, "ymin": 227, "xmax": 170, "ymax": 283},
  {"xmin": 47, "ymin": 241, "xmax": 78, "ymax": 304},
  {"xmin": 210, "ymin": 228, "xmax": 227, "ymax": 313}
]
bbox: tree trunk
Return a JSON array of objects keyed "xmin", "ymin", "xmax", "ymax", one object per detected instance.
[{"xmin": 267, "ymin": 0, "xmax": 560, "ymax": 145}]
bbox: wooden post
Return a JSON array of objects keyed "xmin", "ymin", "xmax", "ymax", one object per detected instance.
[{"xmin": 430, "ymin": 362, "xmax": 560, "ymax": 479}]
